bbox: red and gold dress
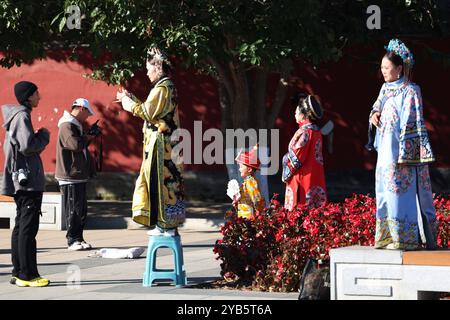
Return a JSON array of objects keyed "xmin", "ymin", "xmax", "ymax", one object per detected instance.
[{"xmin": 282, "ymin": 121, "xmax": 327, "ymax": 210}]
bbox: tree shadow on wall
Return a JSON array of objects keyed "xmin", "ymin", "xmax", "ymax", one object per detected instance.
[{"xmin": 90, "ymin": 101, "xmax": 144, "ymax": 172}]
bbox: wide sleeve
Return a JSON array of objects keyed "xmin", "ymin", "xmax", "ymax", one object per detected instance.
[
  {"xmin": 13, "ymin": 112, "xmax": 49, "ymax": 156},
  {"xmin": 369, "ymin": 83, "xmax": 386, "ymax": 119},
  {"xmin": 397, "ymin": 85, "xmax": 435, "ymax": 164},
  {"xmin": 282, "ymin": 130, "xmax": 310, "ymax": 183},
  {"xmin": 121, "ymin": 86, "xmax": 169, "ymax": 123},
  {"xmin": 366, "ymin": 84, "xmax": 386, "ymax": 151}
]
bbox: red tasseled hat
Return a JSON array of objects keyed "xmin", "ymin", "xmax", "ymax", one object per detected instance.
[{"xmin": 235, "ymin": 144, "xmax": 261, "ymax": 170}]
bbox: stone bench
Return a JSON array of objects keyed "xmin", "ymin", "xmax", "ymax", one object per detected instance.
[
  {"xmin": 330, "ymin": 246, "xmax": 450, "ymax": 300},
  {"xmin": 0, "ymin": 193, "xmax": 65, "ymax": 230}
]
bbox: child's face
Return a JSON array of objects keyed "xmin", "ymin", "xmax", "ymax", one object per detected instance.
[
  {"xmin": 295, "ymin": 106, "xmax": 305, "ymax": 123},
  {"xmin": 239, "ymin": 163, "xmax": 253, "ymax": 178}
]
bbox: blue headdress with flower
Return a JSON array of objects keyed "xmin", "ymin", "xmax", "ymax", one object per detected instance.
[{"xmin": 385, "ymin": 38, "xmax": 415, "ymax": 66}]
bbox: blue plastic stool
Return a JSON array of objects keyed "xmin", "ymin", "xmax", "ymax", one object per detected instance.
[{"xmin": 143, "ymin": 235, "xmax": 187, "ymax": 288}]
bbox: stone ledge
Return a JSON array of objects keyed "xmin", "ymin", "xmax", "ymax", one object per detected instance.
[
  {"xmin": 2, "ymin": 168, "xmax": 449, "ymax": 201},
  {"xmin": 330, "ymin": 245, "xmax": 403, "ymax": 265},
  {"xmin": 330, "ymin": 246, "xmax": 450, "ymax": 300},
  {"xmin": 0, "ymin": 195, "xmax": 14, "ymax": 202},
  {"xmin": 0, "ymin": 192, "xmax": 64, "ymax": 230},
  {"xmin": 403, "ymin": 251, "xmax": 450, "ymax": 266}
]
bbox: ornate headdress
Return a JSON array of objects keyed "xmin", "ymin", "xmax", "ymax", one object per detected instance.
[
  {"xmin": 300, "ymin": 95, "xmax": 323, "ymax": 120},
  {"xmin": 147, "ymin": 47, "xmax": 171, "ymax": 66},
  {"xmin": 385, "ymin": 38, "xmax": 415, "ymax": 66}
]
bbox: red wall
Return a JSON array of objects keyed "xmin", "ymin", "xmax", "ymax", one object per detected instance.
[
  {"xmin": 0, "ymin": 54, "xmax": 223, "ymax": 173},
  {"xmin": 1, "ymin": 41, "xmax": 449, "ymax": 174}
]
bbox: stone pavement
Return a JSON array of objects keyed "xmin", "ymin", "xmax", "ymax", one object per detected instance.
[{"xmin": 0, "ymin": 228, "xmax": 298, "ymax": 300}]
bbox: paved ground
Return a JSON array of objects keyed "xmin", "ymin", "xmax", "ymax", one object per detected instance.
[{"xmin": 0, "ymin": 228, "xmax": 298, "ymax": 300}]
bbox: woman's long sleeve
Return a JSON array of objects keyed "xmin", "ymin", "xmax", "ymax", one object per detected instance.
[
  {"xmin": 121, "ymin": 86, "xmax": 168, "ymax": 122},
  {"xmin": 397, "ymin": 85, "xmax": 435, "ymax": 164}
]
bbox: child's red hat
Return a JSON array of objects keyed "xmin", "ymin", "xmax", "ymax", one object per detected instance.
[{"xmin": 235, "ymin": 144, "xmax": 261, "ymax": 170}]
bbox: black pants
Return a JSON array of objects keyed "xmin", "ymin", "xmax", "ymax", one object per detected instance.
[
  {"xmin": 11, "ymin": 191, "xmax": 43, "ymax": 281},
  {"xmin": 61, "ymin": 183, "xmax": 87, "ymax": 246}
]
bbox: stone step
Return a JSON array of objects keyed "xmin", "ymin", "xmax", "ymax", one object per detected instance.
[{"xmin": 85, "ymin": 200, "xmax": 227, "ymax": 230}]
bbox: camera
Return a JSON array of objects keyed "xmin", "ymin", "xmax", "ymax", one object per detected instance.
[
  {"xmin": 87, "ymin": 120, "xmax": 102, "ymax": 137},
  {"xmin": 12, "ymin": 168, "xmax": 29, "ymax": 186}
]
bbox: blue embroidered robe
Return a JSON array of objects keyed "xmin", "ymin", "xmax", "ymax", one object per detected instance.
[{"xmin": 370, "ymin": 77, "xmax": 437, "ymax": 250}]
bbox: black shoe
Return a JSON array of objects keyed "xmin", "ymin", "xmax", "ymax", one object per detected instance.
[{"xmin": 10, "ymin": 277, "xmax": 17, "ymax": 285}]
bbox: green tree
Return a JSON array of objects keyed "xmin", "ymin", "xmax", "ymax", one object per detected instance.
[{"xmin": 0, "ymin": 0, "xmax": 447, "ymax": 130}]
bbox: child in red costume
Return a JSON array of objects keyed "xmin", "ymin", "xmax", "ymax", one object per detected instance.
[{"xmin": 282, "ymin": 95, "xmax": 327, "ymax": 210}]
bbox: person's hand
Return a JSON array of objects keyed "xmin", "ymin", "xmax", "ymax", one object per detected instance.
[
  {"xmin": 116, "ymin": 88, "xmax": 130, "ymax": 102},
  {"xmin": 232, "ymin": 194, "xmax": 240, "ymax": 207},
  {"xmin": 370, "ymin": 111, "xmax": 381, "ymax": 128}
]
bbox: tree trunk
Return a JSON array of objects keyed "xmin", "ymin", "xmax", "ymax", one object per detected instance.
[
  {"xmin": 228, "ymin": 62, "xmax": 250, "ymax": 130},
  {"xmin": 210, "ymin": 56, "xmax": 292, "ymax": 131},
  {"xmin": 211, "ymin": 59, "xmax": 293, "ymax": 203},
  {"xmin": 250, "ymin": 68, "xmax": 268, "ymax": 130}
]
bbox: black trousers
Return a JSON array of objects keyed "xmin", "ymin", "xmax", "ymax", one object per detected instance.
[
  {"xmin": 60, "ymin": 183, "xmax": 87, "ymax": 246},
  {"xmin": 11, "ymin": 191, "xmax": 43, "ymax": 281}
]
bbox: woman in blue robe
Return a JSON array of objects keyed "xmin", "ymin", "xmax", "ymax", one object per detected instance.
[{"xmin": 368, "ymin": 39, "xmax": 437, "ymax": 250}]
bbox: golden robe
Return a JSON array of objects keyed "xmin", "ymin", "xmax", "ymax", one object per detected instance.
[{"xmin": 122, "ymin": 77, "xmax": 185, "ymax": 229}]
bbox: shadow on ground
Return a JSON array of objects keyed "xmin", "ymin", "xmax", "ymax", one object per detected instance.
[{"xmin": 48, "ymin": 279, "xmax": 143, "ymax": 287}]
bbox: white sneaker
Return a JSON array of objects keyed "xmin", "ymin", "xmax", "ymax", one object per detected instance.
[
  {"xmin": 80, "ymin": 241, "xmax": 92, "ymax": 250},
  {"xmin": 386, "ymin": 243, "xmax": 397, "ymax": 250},
  {"xmin": 163, "ymin": 229, "xmax": 176, "ymax": 237},
  {"xmin": 68, "ymin": 241, "xmax": 84, "ymax": 251},
  {"xmin": 147, "ymin": 227, "xmax": 164, "ymax": 236},
  {"xmin": 147, "ymin": 227, "xmax": 176, "ymax": 237}
]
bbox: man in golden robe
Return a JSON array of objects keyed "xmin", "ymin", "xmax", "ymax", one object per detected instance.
[{"xmin": 117, "ymin": 49, "xmax": 185, "ymax": 236}]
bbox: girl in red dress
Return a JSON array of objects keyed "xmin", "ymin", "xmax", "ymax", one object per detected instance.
[{"xmin": 282, "ymin": 95, "xmax": 327, "ymax": 210}]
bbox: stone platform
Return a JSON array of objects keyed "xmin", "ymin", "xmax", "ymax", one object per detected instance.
[
  {"xmin": 0, "ymin": 193, "xmax": 64, "ymax": 230},
  {"xmin": 330, "ymin": 246, "xmax": 450, "ymax": 300}
]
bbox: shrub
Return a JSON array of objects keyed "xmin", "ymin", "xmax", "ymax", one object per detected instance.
[{"xmin": 435, "ymin": 195, "xmax": 450, "ymax": 249}]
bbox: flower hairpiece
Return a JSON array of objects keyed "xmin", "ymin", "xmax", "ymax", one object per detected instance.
[
  {"xmin": 385, "ymin": 38, "xmax": 415, "ymax": 66},
  {"xmin": 300, "ymin": 95, "xmax": 323, "ymax": 120},
  {"xmin": 147, "ymin": 47, "xmax": 170, "ymax": 65}
]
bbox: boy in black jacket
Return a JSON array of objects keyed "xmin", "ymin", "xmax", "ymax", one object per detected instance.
[
  {"xmin": 1, "ymin": 81, "xmax": 50, "ymax": 287},
  {"xmin": 55, "ymin": 98, "xmax": 96, "ymax": 251}
]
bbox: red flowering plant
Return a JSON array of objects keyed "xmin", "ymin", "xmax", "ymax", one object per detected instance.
[
  {"xmin": 434, "ymin": 195, "xmax": 450, "ymax": 249},
  {"xmin": 213, "ymin": 195, "xmax": 281, "ymax": 286},
  {"xmin": 339, "ymin": 194, "xmax": 377, "ymax": 249},
  {"xmin": 252, "ymin": 198, "xmax": 311, "ymax": 292},
  {"xmin": 213, "ymin": 193, "xmax": 450, "ymax": 292}
]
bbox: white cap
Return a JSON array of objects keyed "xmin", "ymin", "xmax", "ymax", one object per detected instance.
[{"xmin": 72, "ymin": 98, "xmax": 94, "ymax": 115}]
